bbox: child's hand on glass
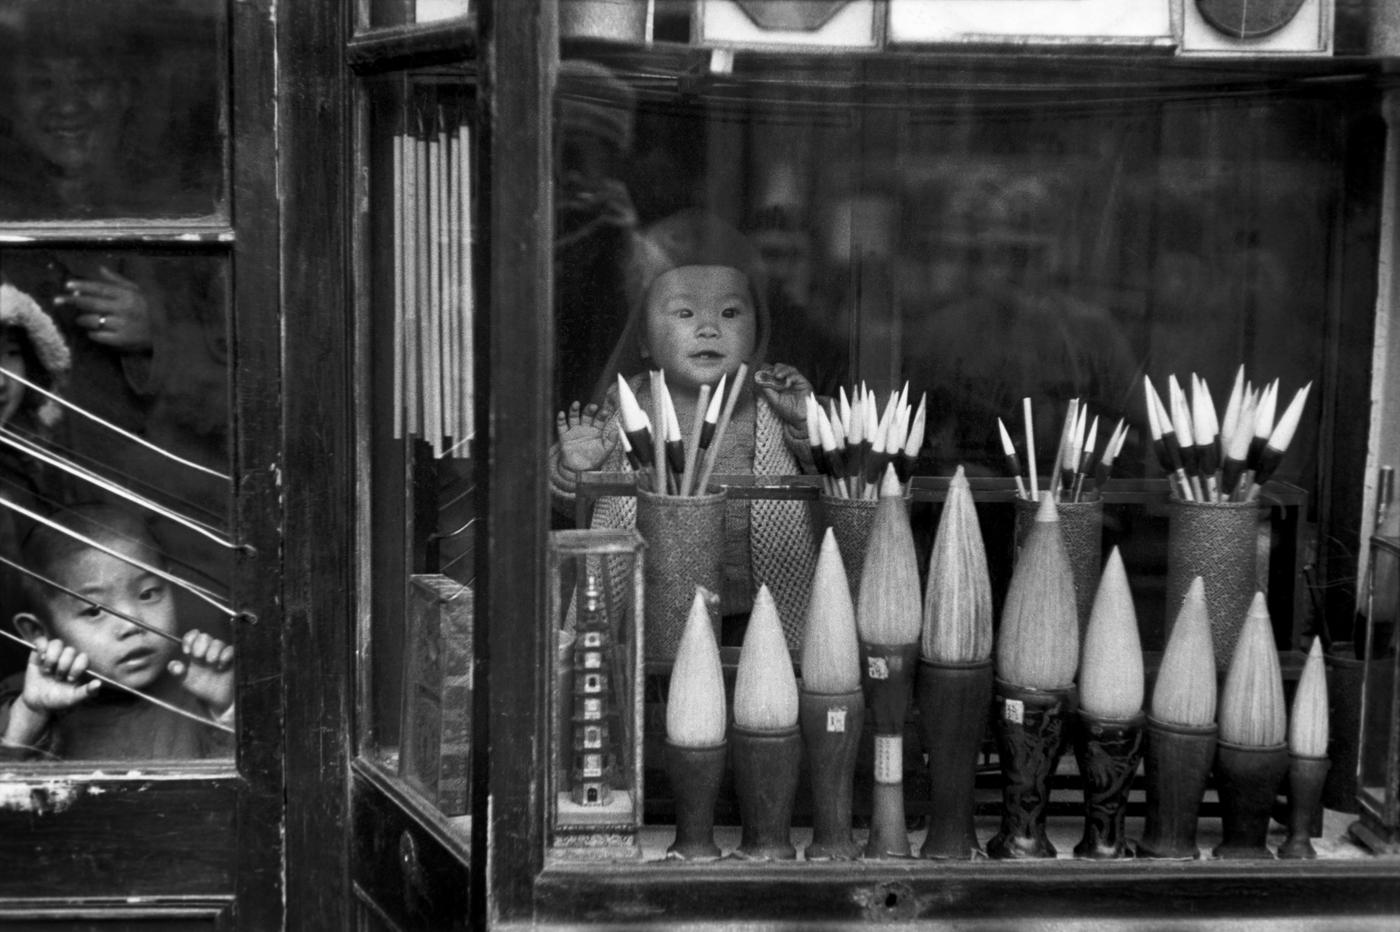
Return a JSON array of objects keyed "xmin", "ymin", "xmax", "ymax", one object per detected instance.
[
  {"xmin": 753, "ymin": 363, "xmax": 813, "ymax": 436},
  {"xmin": 556, "ymin": 400, "xmax": 616, "ymax": 473},
  {"xmin": 167, "ymin": 630, "xmax": 235, "ymax": 716}
]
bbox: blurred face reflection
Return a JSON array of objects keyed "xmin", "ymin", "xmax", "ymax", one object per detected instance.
[{"xmin": 11, "ymin": 56, "xmax": 130, "ymax": 177}]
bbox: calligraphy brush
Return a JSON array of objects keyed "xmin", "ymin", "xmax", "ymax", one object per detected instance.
[
  {"xmin": 659, "ymin": 376, "xmax": 686, "ymax": 494},
  {"xmin": 1148, "ymin": 377, "xmax": 1192, "ymax": 501},
  {"xmin": 1072, "ymin": 415, "xmax": 1098, "ymax": 503},
  {"xmin": 616, "ymin": 374, "xmax": 655, "ymax": 482},
  {"xmin": 1054, "ymin": 398, "xmax": 1080, "ymax": 501},
  {"xmin": 695, "ymin": 363, "xmax": 748, "ymax": 497},
  {"xmin": 898, "ymin": 393, "xmax": 926, "ymax": 487},
  {"xmin": 678, "ymin": 383, "xmax": 712, "ymax": 498},
  {"xmin": 916, "ymin": 465, "xmax": 994, "ymax": 859},
  {"xmin": 989, "ymin": 492, "xmax": 1078, "ymax": 858},
  {"xmin": 1221, "ymin": 388, "xmax": 1257, "ymax": 502},
  {"xmin": 1247, "ymin": 382, "xmax": 1311, "ymax": 500},
  {"xmin": 664, "ymin": 587, "xmax": 727, "ymax": 859},
  {"xmin": 731, "ymin": 584, "xmax": 802, "ymax": 860},
  {"xmin": 856, "ymin": 465, "xmax": 922, "ymax": 857},
  {"xmin": 1169, "ymin": 375, "xmax": 1203, "ymax": 502},
  {"xmin": 1094, "ymin": 418, "xmax": 1127, "ymax": 492},
  {"xmin": 1246, "ymin": 380, "xmax": 1279, "ymax": 487},
  {"xmin": 1281, "ymin": 637, "xmax": 1330, "ymax": 859},
  {"xmin": 1073, "ymin": 547, "xmax": 1146, "ymax": 858},
  {"xmin": 799, "ymin": 528, "xmax": 864, "ymax": 860},
  {"xmin": 1023, "ymin": 396, "xmax": 1039, "ymax": 501},
  {"xmin": 817, "ymin": 402, "xmax": 849, "ymax": 498},
  {"xmin": 998, "ymin": 417, "xmax": 1029, "ymax": 501},
  {"xmin": 1215, "ymin": 591, "xmax": 1289, "ymax": 859},
  {"xmin": 1192, "ymin": 374, "xmax": 1221, "ymax": 502}
]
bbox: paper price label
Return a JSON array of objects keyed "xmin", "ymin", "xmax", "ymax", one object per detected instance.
[
  {"xmin": 873, "ymin": 734, "xmax": 902, "ymax": 783},
  {"xmin": 1003, "ymin": 698, "xmax": 1024, "ymax": 725},
  {"xmin": 866, "ymin": 656, "xmax": 889, "ymax": 680},
  {"xmin": 826, "ymin": 707, "xmax": 847, "ymax": 733}
]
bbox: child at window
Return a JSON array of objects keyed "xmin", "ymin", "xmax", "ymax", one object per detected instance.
[
  {"xmin": 550, "ymin": 208, "xmax": 819, "ymax": 645},
  {"xmin": 0, "ymin": 504, "xmax": 233, "ymax": 760}
]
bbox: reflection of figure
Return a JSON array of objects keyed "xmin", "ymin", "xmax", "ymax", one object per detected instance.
[
  {"xmin": 549, "ymin": 209, "xmax": 819, "ymax": 637},
  {"xmin": 0, "ymin": 505, "xmax": 234, "ymax": 760},
  {"xmin": 0, "ymin": 2, "xmax": 217, "ymax": 219},
  {"xmin": 554, "ymin": 60, "xmax": 639, "ymax": 410},
  {"xmin": 907, "ymin": 175, "xmax": 1138, "ymax": 473}
]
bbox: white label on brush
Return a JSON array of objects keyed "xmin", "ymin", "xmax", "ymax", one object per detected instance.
[
  {"xmin": 873, "ymin": 735, "xmax": 902, "ymax": 784},
  {"xmin": 1003, "ymin": 698, "xmax": 1024, "ymax": 725},
  {"xmin": 866, "ymin": 656, "xmax": 889, "ymax": 680},
  {"xmin": 827, "ymin": 707, "xmax": 847, "ymax": 733}
]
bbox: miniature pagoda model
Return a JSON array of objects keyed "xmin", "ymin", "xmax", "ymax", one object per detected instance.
[{"xmin": 571, "ymin": 572, "xmax": 619, "ymax": 806}]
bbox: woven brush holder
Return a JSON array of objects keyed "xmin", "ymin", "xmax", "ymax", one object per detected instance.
[
  {"xmin": 1166, "ymin": 498, "xmax": 1261, "ymax": 672},
  {"xmin": 560, "ymin": 0, "xmax": 648, "ymax": 40},
  {"xmin": 820, "ymin": 493, "xmax": 879, "ymax": 601},
  {"xmin": 1014, "ymin": 495, "xmax": 1103, "ymax": 638},
  {"xmin": 636, "ymin": 486, "xmax": 725, "ymax": 662}
]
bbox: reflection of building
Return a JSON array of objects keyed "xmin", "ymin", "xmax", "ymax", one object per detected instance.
[{"xmin": 570, "ymin": 573, "xmax": 617, "ymax": 806}]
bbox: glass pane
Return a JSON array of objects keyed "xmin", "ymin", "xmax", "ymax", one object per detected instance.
[
  {"xmin": 368, "ymin": 0, "xmax": 472, "ymax": 29},
  {"xmin": 0, "ymin": 248, "xmax": 233, "ymax": 760},
  {"xmin": 361, "ymin": 72, "xmax": 477, "ymax": 823},
  {"xmin": 0, "ymin": 0, "xmax": 227, "ymax": 222},
  {"xmin": 547, "ymin": 55, "xmax": 1384, "ymax": 858}
]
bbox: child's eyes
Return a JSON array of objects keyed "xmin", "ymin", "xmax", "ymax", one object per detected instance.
[
  {"xmin": 721, "ymin": 306, "xmax": 742, "ymax": 318},
  {"xmin": 139, "ymin": 585, "xmax": 166, "ymax": 602},
  {"xmin": 78, "ymin": 604, "xmax": 103, "ymax": 620},
  {"xmin": 674, "ymin": 308, "xmax": 693, "ymax": 318}
]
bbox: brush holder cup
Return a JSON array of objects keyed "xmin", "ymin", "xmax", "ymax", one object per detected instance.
[
  {"xmin": 1166, "ymin": 498, "xmax": 1262, "ymax": 672},
  {"xmin": 1073, "ymin": 711, "xmax": 1146, "ymax": 859},
  {"xmin": 1138, "ymin": 716, "xmax": 1217, "ymax": 859},
  {"xmin": 1214, "ymin": 741, "xmax": 1289, "ymax": 859},
  {"xmin": 1279, "ymin": 754, "xmax": 1331, "ymax": 859},
  {"xmin": 1014, "ymin": 495, "xmax": 1103, "ymax": 637},
  {"xmin": 799, "ymin": 689, "xmax": 865, "ymax": 861},
  {"xmin": 988, "ymin": 680, "xmax": 1072, "ymax": 860},
  {"xmin": 664, "ymin": 741, "xmax": 726, "ymax": 861},
  {"xmin": 635, "ymin": 487, "xmax": 726, "ymax": 662},
  {"xmin": 730, "ymin": 725, "xmax": 802, "ymax": 861},
  {"xmin": 916, "ymin": 657, "xmax": 995, "ymax": 860},
  {"xmin": 820, "ymin": 493, "xmax": 879, "ymax": 602}
]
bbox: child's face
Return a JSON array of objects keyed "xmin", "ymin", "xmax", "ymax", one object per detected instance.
[
  {"xmin": 11, "ymin": 56, "xmax": 130, "ymax": 178},
  {"xmin": 643, "ymin": 265, "xmax": 757, "ymax": 393},
  {"xmin": 41, "ymin": 537, "xmax": 179, "ymax": 690},
  {"xmin": 0, "ymin": 330, "xmax": 27, "ymax": 424}
]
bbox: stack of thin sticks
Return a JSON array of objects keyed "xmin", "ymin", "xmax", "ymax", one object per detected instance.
[
  {"xmin": 805, "ymin": 383, "xmax": 926, "ymax": 500},
  {"xmin": 616, "ymin": 365, "xmax": 745, "ymax": 497},
  {"xmin": 997, "ymin": 397, "xmax": 1126, "ymax": 503},
  {"xmin": 393, "ymin": 101, "xmax": 474, "ymax": 458},
  {"xmin": 1143, "ymin": 367, "xmax": 1310, "ymax": 503}
]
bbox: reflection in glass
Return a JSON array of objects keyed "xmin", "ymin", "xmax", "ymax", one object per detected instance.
[
  {"xmin": 0, "ymin": 250, "xmax": 233, "ymax": 760},
  {"xmin": 363, "ymin": 73, "xmax": 477, "ymax": 811},
  {"xmin": 0, "ymin": 0, "xmax": 226, "ymax": 221}
]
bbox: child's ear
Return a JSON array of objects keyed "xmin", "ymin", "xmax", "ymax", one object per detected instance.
[{"xmin": 12, "ymin": 612, "xmax": 47, "ymax": 643}]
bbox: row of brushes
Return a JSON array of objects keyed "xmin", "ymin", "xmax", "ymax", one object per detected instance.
[
  {"xmin": 1144, "ymin": 366, "xmax": 1310, "ymax": 503},
  {"xmin": 803, "ymin": 383, "xmax": 927, "ymax": 500},
  {"xmin": 614, "ymin": 364, "xmax": 746, "ymax": 497},
  {"xmin": 997, "ymin": 398, "xmax": 1127, "ymax": 503}
]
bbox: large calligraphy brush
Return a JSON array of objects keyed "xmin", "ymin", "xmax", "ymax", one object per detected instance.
[
  {"xmin": 989, "ymin": 493, "xmax": 1079, "ymax": 859},
  {"xmin": 1280, "ymin": 637, "xmax": 1330, "ymax": 859},
  {"xmin": 1139, "ymin": 577, "xmax": 1217, "ymax": 859},
  {"xmin": 916, "ymin": 466, "xmax": 995, "ymax": 859},
  {"xmin": 1214, "ymin": 592, "xmax": 1288, "ymax": 859},
  {"xmin": 664, "ymin": 588, "xmax": 728, "ymax": 860},
  {"xmin": 799, "ymin": 529, "xmax": 865, "ymax": 860},
  {"xmin": 731, "ymin": 584, "xmax": 802, "ymax": 860},
  {"xmin": 1073, "ymin": 548, "xmax": 1145, "ymax": 859},
  {"xmin": 856, "ymin": 465, "xmax": 922, "ymax": 858}
]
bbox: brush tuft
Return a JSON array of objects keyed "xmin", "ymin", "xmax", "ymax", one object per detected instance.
[
  {"xmin": 1289, "ymin": 637, "xmax": 1329, "ymax": 758},
  {"xmin": 734, "ymin": 585, "xmax": 799, "ymax": 731},
  {"xmin": 666, "ymin": 587, "xmax": 727, "ymax": 747},
  {"xmin": 996, "ymin": 491, "xmax": 1078, "ymax": 689},
  {"xmin": 856, "ymin": 466, "xmax": 922, "ymax": 647},
  {"xmin": 1078, "ymin": 548, "xmax": 1144, "ymax": 719},
  {"xmin": 1151, "ymin": 577, "xmax": 1217, "ymax": 727},
  {"xmin": 801, "ymin": 529, "xmax": 861, "ymax": 693},
  {"xmin": 921, "ymin": 466, "xmax": 993, "ymax": 663},
  {"xmin": 1219, "ymin": 592, "xmax": 1286, "ymax": 747}
]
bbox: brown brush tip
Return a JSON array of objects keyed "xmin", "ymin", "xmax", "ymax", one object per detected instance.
[
  {"xmin": 996, "ymin": 490, "xmax": 1078, "ymax": 690},
  {"xmin": 801, "ymin": 529, "xmax": 861, "ymax": 694},
  {"xmin": 1289, "ymin": 637, "xmax": 1329, "ymax": 758},
  {"xmin": 666, "ymin": 587, "xmax": 727, "ymax": 747},
  {"xmin": 734, "ymin": 585, "xmax": 799, "ymax": 731},
  {"xmin": 1078, "ymin": 547, "xmax": 1144, "ymax": 719},
  {"xmin": 921, "ymin": 466, "xmax": 993, "ymax": 664},
  {"xmin": 1219, "ymin": 592, "xmax": 1286, "ymax": 747},
  {"xmin": 857, "ymin": 468, "xmax": 922, "ymax": 647},
  {"xmin": 1151, "ymin": 576, "xmax": 1217, "ymax": 727}
]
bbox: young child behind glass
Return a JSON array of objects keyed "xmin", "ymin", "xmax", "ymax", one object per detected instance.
[{"xmin": 0, "ymin": 504, "xmax": 233, "ymax": 760}]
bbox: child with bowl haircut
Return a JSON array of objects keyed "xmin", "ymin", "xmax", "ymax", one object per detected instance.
[
  {"xmin": 550, "ymin": 208, "xmax": 819, "ymax": 644},
  {"xmin": 0, "ymin": 504, "xmax": 233, "ymax": 760}
]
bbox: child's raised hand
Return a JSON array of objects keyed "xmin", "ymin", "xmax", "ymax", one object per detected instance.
[
  {"xmin": 2, "ymin": 636, "xmax": 101, "ymax": 748},
  {"xmin": 556, "ymin": 400, "xmax": 616, "ymax": 473},
  {"xmin": 753, "ymin": 364, "xmax": 813, "ymax": 435},
  {"xmin": 168, "ymin": 630, "xmax": 235, "ymax": 715}
]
